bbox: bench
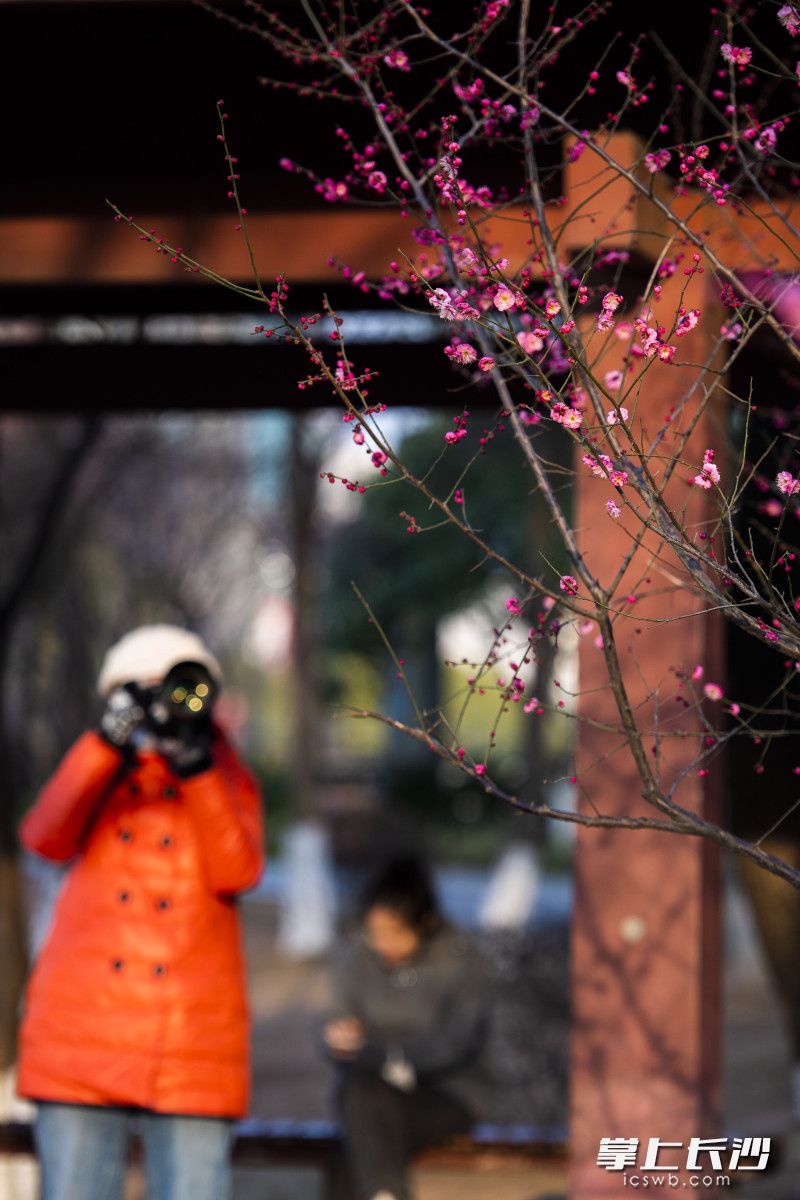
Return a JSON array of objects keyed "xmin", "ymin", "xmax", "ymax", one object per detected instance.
[{"xmin": 0, "ymin": 1117, "xmax": 567, "ymax": 1194}]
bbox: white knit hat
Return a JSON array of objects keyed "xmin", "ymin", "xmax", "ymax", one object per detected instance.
[{"xmin": 97, "ymin": 624, "xmax": 223, "ymax": 697}]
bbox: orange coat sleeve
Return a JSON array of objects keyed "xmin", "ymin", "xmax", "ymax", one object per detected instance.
[
  {"xmin": 19, "ymin": 731, "xmax": 126, "ymax": 863},
  {"xmin": 179, "ymin": 733, "xmax": 265, "ymax": 897}
]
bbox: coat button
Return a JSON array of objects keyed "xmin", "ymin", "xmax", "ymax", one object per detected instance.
[
  {"xmin": 163, "ymin": 785, "xmax": 178, "ymax": 799},
  {"xmin": 153, "ymin": 964, "xmax": 167, "ymax": 977},
  {"xmin": 159, "ymin": 835, "xmax": 173, "ymax": 849},
  {"xmin": 118, "ymin": 890, "xmax": 131, "ymax": 904},
  {"xmin": 156, "ymin": 898, "xmax": 171, "ymax": 912},
  {"xmin": 118, "ymin": 829, "xmax": 132, "ymax": 842},
  {"xmin": 111, "ymin": 959, "xmax": 124, "ymax": 972}
]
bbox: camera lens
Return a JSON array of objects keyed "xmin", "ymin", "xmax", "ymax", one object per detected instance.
[{"xmin": 159, "ymin": 663, "xmax": 216, "ymax": 721}]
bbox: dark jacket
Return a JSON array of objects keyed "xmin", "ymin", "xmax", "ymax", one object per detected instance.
[{"xmin": 327, "ymin": 920, "xmax": 488, "ymax": 1089}]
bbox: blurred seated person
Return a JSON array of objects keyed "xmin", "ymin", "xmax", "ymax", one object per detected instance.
[
  {"xmin": 16, "ymin": 624, "xmax": 264, "ymax": 1200},
  {"xmin": 322, "ymin": 857, "xmax": 488, "ymax": 1200}
]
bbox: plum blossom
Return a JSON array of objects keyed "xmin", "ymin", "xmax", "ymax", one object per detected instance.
[
  {"xmin": 753, "ymin": 124, "xmax": 779, "ymax": 156},
  {"xmin": 367, "ymin": 170, "xmax": 387, "ymax": 192},
  {"xmin": 428, "ymin": 288, "xmax": 479, "ymax": 322},
  {"xmin": 444, "ymin": 342, "xmax": 477, "ymax": 365},
  {"xmin": 582, "ymin": 452, "xmax": 630, "ymax": 488},
  {"xmin": 545, "ymin": 299, "xmax": 561, "ymax": 318},
  {"xmin": 384, "ymin": 48, "xmax": 410, "ymax": 70},
  {"xmin": 778, "ymin": 4, "xmax": 800, "ymax": 35},
  {"xmin": 478, "ymin": 356, "xmax": 495, "ymax": 372},
  {"xmin": 493, "ymin": 286, "xmax": 519, "ymax": 311},
  {"xmin": 505, "ymin": 597, "xmax": 522, "ymax": 615},
  {"xmin": 453, "ymin": 79, "xmax": 485, "ymax": 101},
  {"xmin": 645, "ymin": 150, "xmax": 672, "ymax": 174},
  {"xmin": 551, "ymin": 402, "xmax": 584, "ymax": 430},
  {"xmin": 604, "ymin": 369, "xmax": 624, "ymax": 389},
  {"xmin": 721, "ymin": 43, "xmax": 752, "ymax": 65},
  {"xmin": 777, "ymin": 471, "xmax": 800, "ymax": 496},
  {"xmin": 517, "ymin": 330, "xmax": 544, "ymax": 354},
  {"xmin": 597, "ymin": 291, "xmax": 624, "ymax": 331},
  {"xmin": 634, "ymin": 316, "xmax": 676, "ymax": 361},
  {"xmin": 455, "ymin": 246, "xmax": 478, "ymax": 270},
  {"xmin": 703, "ymin": 683, "xmax": 724, "ymax": 702},
  {"xmin": 607, "ymin": 407, "xmax": 629, "ymax": 425},
  {"xmin": 692, "ymin": 448, "xmax": 721, "ymax": 489},
  {"xmin": 559, "ymin": 575, "xmax": 579, "ymax": 596},
  {"xmin": 444, "ymin": 427, "xmax": 468, "ymax": 444},
  {"xmin": 675, "ymin": 308, "xmax": 701, "ymax": 337},
  {"xmin": 428, "ymin": 288, "xmax": 458, "ymax": 320},
  {"xmin": 606, "ymin": 499, "xmax": 622, "ymax": 518},
  {"xmin": 320, "ymin": 179, "xmax": 348, "ymax": 202}
]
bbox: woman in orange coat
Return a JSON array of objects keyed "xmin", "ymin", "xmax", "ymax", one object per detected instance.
[{"xmin": 16, "ymin": 625, "xmax": 265, "ymax": 1200}]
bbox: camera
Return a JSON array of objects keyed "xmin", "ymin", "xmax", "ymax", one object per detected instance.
[{"xmin": 145, "ymin": 661, "xmax": 218, "ymax": 730}]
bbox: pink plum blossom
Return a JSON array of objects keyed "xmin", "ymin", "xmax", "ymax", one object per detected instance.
[
  {"xmin": 597, "ymin": 291, "xmax": 624, "ymax": 331},
  {"xmin": 582, "ymin": 453, "xmax": 629, "ymax": 489},
  {"xmin": 506, "ymin": 597, "xmax": 522, "ymax": 615},
  {"xmin": 559, "ymin": 575, "xmax": 579, "ymax": 596},
  {"xmin": 384, "ymin": 48, "xmax": 410, "ymax": 70},
  {"xmin": 606, "ymin": 500, "xmax": 622, "ymax": 518},
  {"xmin": 551, "ymin": 403, "xmax": 583, "ymax": 430},
  {"xmin": 428, "ymin": 288, "xmax": 458, "ymax": 320},
  {"xmin": 607, "ymin": 407, "xmax": 629, "ymax": 425},
  {"xmin": 517, "ymin": 330, "xmax": 544, "ymax": 354},
  {"xmin": 778, "ymin": 4, "xmax": 800, "ymax": 35},
  {"xmin": 692, "ymin": 449, "xmax": 721, "ymax": 489},
  {"xmin": 721, "ymin": 43, "xmax": 752, "ymax": 65},
  {"xmin": 604, "ymin": 370, "xmax": 624, "ymax": 389},
  {"xmin": 478, "ymin": 356, "xmax": 495, "ymax": 372},
  {"xmin": 493, "ymin": 287, "xmax": 518, "ymax": 311},
  {"xmin": 703, "ymin": 683, "xmax": 723, "ymax": 702},
  {"xmin": 675, "ymin": 308, "xmax": 700, "ymax": 337},
  {"xmin": 777, "ymin": 471, "xmax": 800, "ymax": 496},
  {"xmin": 645, "ymin": 150, "xmax": 672, "ymax": 174},
  {"xmin": 444, "ymin": 342, "xmax": 477, "ymax": 365}
]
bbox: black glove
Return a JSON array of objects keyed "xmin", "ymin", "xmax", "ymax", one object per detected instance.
[
  {"xmin": 154, "ymin": 719, "xmax": 214, "ymax": 779},
  {"xmin": 98, "ymin": 685, "xmax": 148, "ymax": 755}
]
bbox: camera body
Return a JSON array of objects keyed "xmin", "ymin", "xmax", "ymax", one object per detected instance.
[{"xmin": 100, "ymin": 660, "xmax": 218, "ymax": 761}]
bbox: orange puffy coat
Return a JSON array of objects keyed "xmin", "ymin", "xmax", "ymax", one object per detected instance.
[{"xmin": 16, "ymin": 726, "xmax": 264, "ymax": 1118}]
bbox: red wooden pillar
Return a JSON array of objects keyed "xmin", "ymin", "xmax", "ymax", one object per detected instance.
[{"xmin": 570, "ymin": 269, "xmax": 725, "ymax": 1196}]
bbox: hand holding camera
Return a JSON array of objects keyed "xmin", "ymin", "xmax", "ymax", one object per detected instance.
[
  {"xmin": 98, "ymin": 661, "xmax": 218, "ymax": 777},
  {"xmin": 98, "ymin": 685, "xmax": 149, "ymax": 754}
]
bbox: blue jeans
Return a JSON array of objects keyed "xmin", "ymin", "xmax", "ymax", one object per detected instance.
[{"xmin": 34, "ymin": 1101, "xmax": 234, "ymax": 1200}]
